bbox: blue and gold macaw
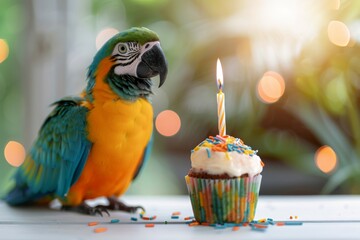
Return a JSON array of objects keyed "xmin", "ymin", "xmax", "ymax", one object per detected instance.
[{"xmin": 5, "ymin": 27, "xmax": 168, "ymax": 215}]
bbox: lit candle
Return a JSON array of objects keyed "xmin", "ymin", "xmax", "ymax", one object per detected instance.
[{"xmin": 216, "ymin": 58, "xmax": 226, "ymax": 136}]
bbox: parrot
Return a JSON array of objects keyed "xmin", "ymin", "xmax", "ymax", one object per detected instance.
[{"xmin": 4, "ymin": 27, "xmax": 168, "ymax": 216}]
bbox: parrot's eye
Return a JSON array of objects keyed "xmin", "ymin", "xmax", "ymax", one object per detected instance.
[{"xmin": 118, "ymin": 43, "xmax": 128, "ymax": 54}]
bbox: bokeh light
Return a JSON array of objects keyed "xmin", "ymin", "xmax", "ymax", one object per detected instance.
[
  {"xmin": 4, "ymin": 141, "xmax": 26, "ymax": 167},
  {"xmin": 155, "ymin": 110, "xmax": 181, "ymax": 137},
  {"xmin": 95, "ymin": 27, "xmax": 119, "ymax": 50},
  {"xmin": 257, "ymin": 71, "xmax": 285, "ymax": 104},
  {"xmin": 327, "ymin": 20, "xmax": 350, "ymax": 47},
  {"xmin": 329, "ymin": 0, "xmax": 340, "ymax": 10},
  {"xmin": 315, "ymin": 145, "xmax": 337, "ymax": 174},
  {"xmin": 325, "ymin": 77, "xmax": 348, "ymax": 114},
  {"xmin": 0, "ymin": 39, "xmax": 9, "ymax": 63}
]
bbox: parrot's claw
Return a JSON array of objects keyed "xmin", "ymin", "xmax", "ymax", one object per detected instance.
[
  {"xmin": 102, "ymin": 197, "xmax": 145, "ymax": 213},
  {"xmin": 61, "ymin": 203, "xmax": 110, "ymax": 217},
  {"xmin": 61, "ymin": 198, "xmax": 144, "ymax": 216}
]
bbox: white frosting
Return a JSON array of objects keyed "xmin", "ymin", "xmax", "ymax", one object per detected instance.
[{"xmin": 190, "ymin": 147, "xmax": 263, "ymax": 177}]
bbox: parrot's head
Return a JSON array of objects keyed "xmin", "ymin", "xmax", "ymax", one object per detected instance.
[{"xmin": 86, "ymin": 27, "xmax": 168, "ymax": 101}]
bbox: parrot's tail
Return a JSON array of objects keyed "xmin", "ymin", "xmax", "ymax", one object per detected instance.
[{"xmin": 4, "ymin": 185, "xmax": 48, "ymax": 206}]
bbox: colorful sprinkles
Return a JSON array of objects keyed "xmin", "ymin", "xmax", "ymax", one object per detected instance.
[
  {"xmin": 193, "ymin": 135, "xmax": 259, "ymax": 157},
  {"xmin": 86, "ymin": 210, "xmax": 302, "ymax": 235},
  {"xmin": 186, "ymin": 218, "xmax": 303, "ymax": 231},
  {"xmin": 139, "ymin": 211, "xmax": 157, "ymax": 221}
]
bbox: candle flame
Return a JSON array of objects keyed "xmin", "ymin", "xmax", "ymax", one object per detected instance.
[{"xmin": 216, "ymin": 58, "xmax": 223, "ymax": 90}]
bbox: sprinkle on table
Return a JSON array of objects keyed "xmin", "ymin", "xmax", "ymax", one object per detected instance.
[
  {"xmin": 110, "ymin": 219, "xmax": 120, "ymax": 223},
  {"xmin": 253, "ymin": 224, "xmax": 268, "ymax": 229},
  {"xmin": 184, "ymin": 218, "xmax": 303, "ymax": 230},
  {"xmin": 268, "ymin": 218, "xmax": 275, "ymax": 225},
  {"xmin": 284, "ymin": 221, "xmax": 303, "ymax": 226},
  {"xmin": 87, "ymin": 221, "xmax": 99, "ymax": 226},
  {"xmin": 232, "ymin": 226, "xmax": 240, "ymax": 231},
  {"xmin": 94, "ymin": 227, "xmax": 108, "ymax": 233},
  {"xmin": 145, "ymin": 223, "xmax": 155, "ymax": 228},
  {"xmin": 251, "ymin": 226, "xmax": 267, "ymax": 232}
]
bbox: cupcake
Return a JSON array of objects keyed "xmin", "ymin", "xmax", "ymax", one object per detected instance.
[{"xmin": 185, "ymin": 135, "xmax": 264, "ymax": 224}]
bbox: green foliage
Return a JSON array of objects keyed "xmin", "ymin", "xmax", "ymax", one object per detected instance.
[
  {"xmin": 292, "ymin": 62, "xmax": 360, "ymax": 189},
  {"xmin": 0, "ymin": 0, "xmax": 24, "ymax": 196},
  {"xmin": 289, "ymin": 1, "xmax": 360, "ymax": 193}
]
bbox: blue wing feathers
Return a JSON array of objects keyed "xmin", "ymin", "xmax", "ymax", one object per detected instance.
[
  {"xmin": 132, "ymin": 133, "xmax": 153, "ymax": 180},
  {"xmin": 5, "ymin": 97, "xmax": 92, "ymax": 205}
]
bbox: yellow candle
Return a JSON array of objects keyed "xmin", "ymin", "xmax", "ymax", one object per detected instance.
[{"xmin": 216, "ymin": 58, "xmax": 226, "ymax": 136}]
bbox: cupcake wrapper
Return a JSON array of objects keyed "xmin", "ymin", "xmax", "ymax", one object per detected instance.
[{"xmin": 185, "ymin": 174, "xmax": 262, "ymax": 224}]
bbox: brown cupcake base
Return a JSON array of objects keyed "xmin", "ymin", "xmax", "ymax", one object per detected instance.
[{"xmin": 187, "ymin": 168, "xmax": 249, "ymax": 179}]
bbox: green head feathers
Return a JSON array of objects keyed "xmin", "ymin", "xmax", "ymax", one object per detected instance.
[
  {"xmin": 95, "ymin": 27, "xmax": 160, "ymax": 63},
  {"xmin": 108, "ymin": 27, "xmax": 160, "ymax": 46},
  {"xmin": 86, "ymin": 27, "xmax": 168, "ymax": 101}
]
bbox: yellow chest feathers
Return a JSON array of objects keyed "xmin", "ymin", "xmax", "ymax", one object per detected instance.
[{"xmin": 86, "ymin": 98, "xmax": 153, "ymax": 154}]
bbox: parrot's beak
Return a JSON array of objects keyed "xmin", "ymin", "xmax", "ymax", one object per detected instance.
[{"xmin": 136, "ymin": 42, "xmax": 168, "ymax": 87}]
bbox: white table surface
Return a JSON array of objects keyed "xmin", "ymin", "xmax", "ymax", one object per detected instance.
[{"xmin": 1, "ymin": 195, "xmax": 360, "ymax": 240}]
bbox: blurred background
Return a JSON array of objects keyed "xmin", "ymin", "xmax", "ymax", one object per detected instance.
[{"xmin": 1, "ymin": 0, "xmax": 360, "ymax": 197}]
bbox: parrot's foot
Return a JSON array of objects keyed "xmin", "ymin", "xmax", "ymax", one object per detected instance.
[
  {"xmin": 95, "ymin": 196, "xmax": 145, "ymax": 213},
  {"xmin": 61, "ymin": 202, "xmax": 110, "ymax": 217}
]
